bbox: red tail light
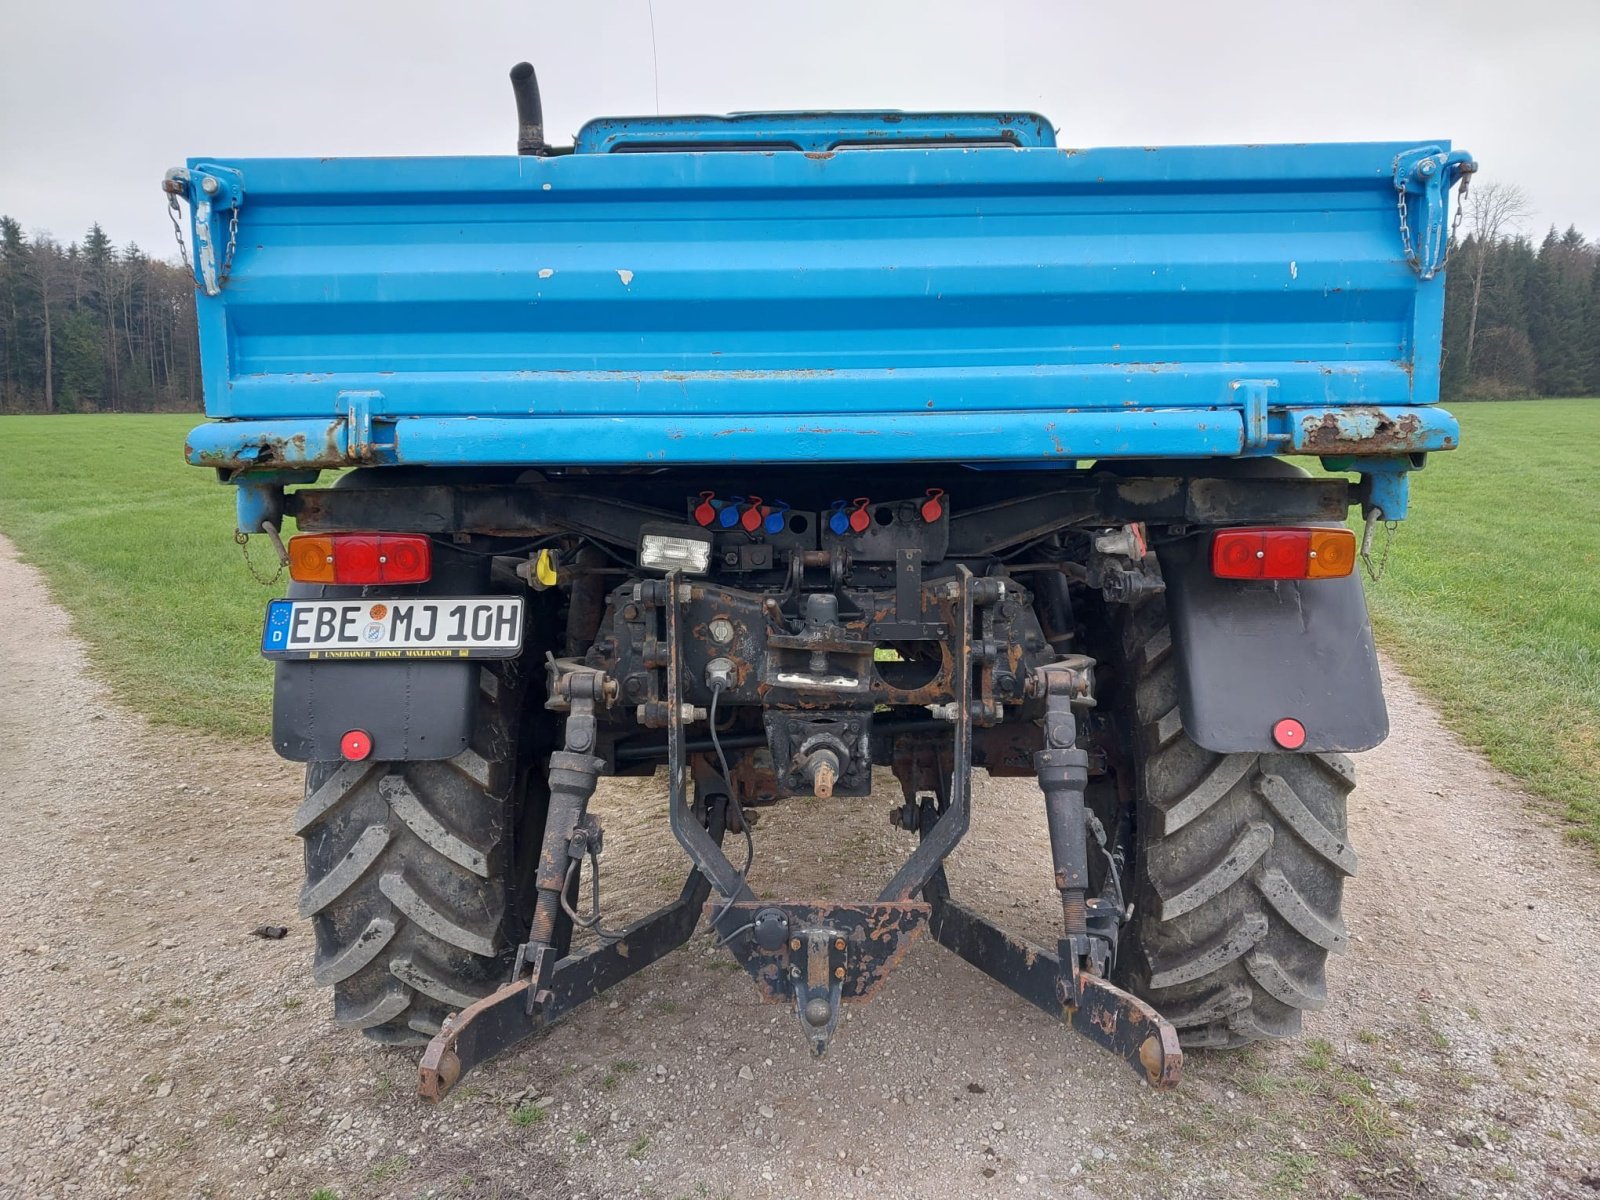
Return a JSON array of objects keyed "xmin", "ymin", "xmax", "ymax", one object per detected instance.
[
  {"xmin": 287, "ymin": 533, "xmax": 432, "ymax": 585},
  {"xmin": 1211, "ymin": 527, "xmax": 1356, "ymax": 580}
]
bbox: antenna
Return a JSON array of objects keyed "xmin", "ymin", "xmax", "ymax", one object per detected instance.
[{"xmin": 646, "ymin": 0, "xmax": 661, "ymax": 115}]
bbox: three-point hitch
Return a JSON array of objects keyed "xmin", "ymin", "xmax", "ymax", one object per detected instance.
[{"xmin": 420, "ymin": 572, "xmax": 1180, "ymax": 1101}]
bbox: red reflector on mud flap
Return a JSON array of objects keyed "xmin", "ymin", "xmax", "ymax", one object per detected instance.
[
  {"xmin": 340, "ymin": 729, "xmax": 373, "ymax": 761},
  {"xmin": 1271, "ymin": 718, "xmax": 1307, "ymax": 750}
]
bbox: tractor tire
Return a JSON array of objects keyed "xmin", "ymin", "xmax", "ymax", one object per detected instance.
[
  {"xmin": 294, "ymin": 655, "xmax": 551, "ymax": 1045},
  {"xmin": 1110, "ymin": 594, "xmax": 1358, "ymax": 1049}
]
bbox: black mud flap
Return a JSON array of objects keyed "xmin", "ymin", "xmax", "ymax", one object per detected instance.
[
  {"xmin": 272, "ymin": 658, "xmax": 474, "ymax": 761},
  {"xmin": 1155, "ymin": 535, "xmax": 1387, "ymax": 754}
]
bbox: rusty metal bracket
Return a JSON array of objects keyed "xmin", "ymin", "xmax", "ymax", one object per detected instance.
[
  {"xmin": 794, "ymin": 926, "xmax": 845, "ymax": 1053},
  {"xmin": 878, "ymin": 565, "xmax": 974, "ymax": 901},
  {"xmin": 912, "ymin": 658, "xmax": 1182, "ymax": 1089},
  {"xmin": 710, "ymin": 901, "xmax": 929, "ymax": 1056},
  {"xmin": 418, "ymin": 801, "xmax": 729, "ymax": 1101},
  {"xmin": 339, "ymin": 391, "xmax": 389, "ymax": 462},
  {"xmin": 925, "ymin": 897, "xmax": 1181, "ymax": 1088}
]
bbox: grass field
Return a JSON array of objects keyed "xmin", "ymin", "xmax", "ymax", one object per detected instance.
[
  {"xmin": 1346, "ymin": 397, "xmax": 1600, "ymax": 850},
  {"xmin": 0, "ymin": 414, "xmax": 274, "ymax": 739},
  {"xmin": 0, "ymin": 404, "xmax": 1596, "ymax": 848}
]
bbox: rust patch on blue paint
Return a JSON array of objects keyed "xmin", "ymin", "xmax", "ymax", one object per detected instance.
[{"xmin": 1297, "ymin": 408, "xmax": 1424, "ymax": 454}]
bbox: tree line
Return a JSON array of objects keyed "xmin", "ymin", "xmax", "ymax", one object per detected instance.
[
  {"xmin": 2, "ymin": 188, "xmax": 1599, "ymax": 413},
  {"xmin": 0, "ymin": 218, "xmax": 200, "ymax": 413},
  {"xmin": 1441, "ymin": 183, "xmax": 1600, "ymax": 399}
]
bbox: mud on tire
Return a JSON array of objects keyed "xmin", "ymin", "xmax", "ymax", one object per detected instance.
[
  {"xmin": 1111, "ymin": 594, "xmax": 1358, "ymax": 1049},
  {"xmin": 295, "ymin": 659, "xmax": 540, "ymax": 1045}
]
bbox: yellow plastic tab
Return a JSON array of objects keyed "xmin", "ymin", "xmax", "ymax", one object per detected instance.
[{"xmin": 534, "ymin": 548, "xmax": 559, "ymax": 587}]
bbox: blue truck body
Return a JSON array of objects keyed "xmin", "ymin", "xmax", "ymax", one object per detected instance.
[
  {"xmin": 170, "ymin": 100, "xmax": 1475, "ymax": 1091},
  {"xmin": 176, "ymin": 118, "xmax": 1470, "ymax": 484}
]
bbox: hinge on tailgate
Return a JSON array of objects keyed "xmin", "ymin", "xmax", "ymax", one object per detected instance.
[
  {"xmin": 340, "ymin": 391, "xmax": 390, "ymax": 462},
  {"xmin": 162, "ymin": 165, "xmax": 245, "ymax": 297},
  {"xmin": 1230, "ymin": 379, "xmax": 1280, "ymax": 453},
  {"xmin": 1393, "ymin": 146, "xmax": 1477, "ymax": 280}
]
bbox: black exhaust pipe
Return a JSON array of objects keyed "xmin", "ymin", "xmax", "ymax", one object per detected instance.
[{"xmin": 510, "ymin": 62, "xmax": 547, "ymax": 157}]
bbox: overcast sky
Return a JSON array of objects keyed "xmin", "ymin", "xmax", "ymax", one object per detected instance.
[{"xmin": 2, "ymin": 0, "xmax": 1595, "ymax": 254}]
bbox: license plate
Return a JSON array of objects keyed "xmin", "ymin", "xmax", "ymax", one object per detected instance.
[{"xmin": 261, "ymin": 596, "xmax": 524, "ymax": 660}]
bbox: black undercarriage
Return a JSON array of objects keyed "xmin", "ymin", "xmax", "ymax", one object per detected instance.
[{"xmin": 278, "ymin": 463, "xmax": 1361, "ymax": 1097}]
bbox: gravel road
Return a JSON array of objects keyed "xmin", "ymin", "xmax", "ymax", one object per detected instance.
[{"xmin": 2, "ymin": 532, "xmax": 1598, "ymax": 1200}]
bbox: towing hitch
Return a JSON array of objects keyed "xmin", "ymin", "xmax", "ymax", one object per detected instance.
[
  {"xmin": 713, "ymin": 901, "xmax": 929, "ymax": 1056},
  {"xmin": 419, "ymin": 569, "xmax": 1181, "ymax": 1100}
]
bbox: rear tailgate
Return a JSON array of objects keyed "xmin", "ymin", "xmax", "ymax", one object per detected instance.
[{"xmin": 177, "ymin": 136, "xmax": 1470, "ymax": 469}]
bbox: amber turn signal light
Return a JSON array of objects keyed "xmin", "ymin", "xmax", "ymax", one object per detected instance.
[
  {"xmin": 287, "ymin": 533, "xmax": 432, "ymax": 585},
  {"xmin": 1211, "ymin": 527, "xmax": 1356, "ymax": 581}
]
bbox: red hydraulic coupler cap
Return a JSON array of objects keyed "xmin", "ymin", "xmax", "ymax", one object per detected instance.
[
  {"xmin": 921, "ymin": 488, "xmax": 946, "ymax": 523},
  {"xmin": 692, "ymin": 491, "xmax": 718, "ymax": 527},
  {"xmin": 1271, "ymin": 718, "xmax": 1306, "ymax": 750},
  {"xmin": 740, "ymin": 496, "xmax": 766, "ymax": 533},
  {"xmin": 340, "ymin": 729, "xmax": 373, "ymax": 761},
  {"xmin": 848, "ymin": 498, "xmax": 872, "ymax": 534}
]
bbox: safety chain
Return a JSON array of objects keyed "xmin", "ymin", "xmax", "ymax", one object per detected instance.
[
  {"xmin": 236, "ymin": 531, "xmax": 283, "ymax": 585},
  {"xmin": 1359, "ymin": 511, "xmax": 1397, "ymax": 583},
  {"xmin": 1396, "ymin": 186, "xmax": 1412, "ymax": 268},
  {"xmin": 235, "ymin": 520, "xmax": 289, "ymax": 586},
  {"xmin": 1397, "ymin": 168, "xmax": 1470, "ymax": 281},
  {"xmin": 166, "ymin": 194, "xmax": 191, "ymax": 276},
  {"xmin": 165, "ymin": 185, "xmax": 241, "ymax": 291},
  {"xmin": 219, "ymin": 204, "xmax": 240, "ymax": 286}
]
